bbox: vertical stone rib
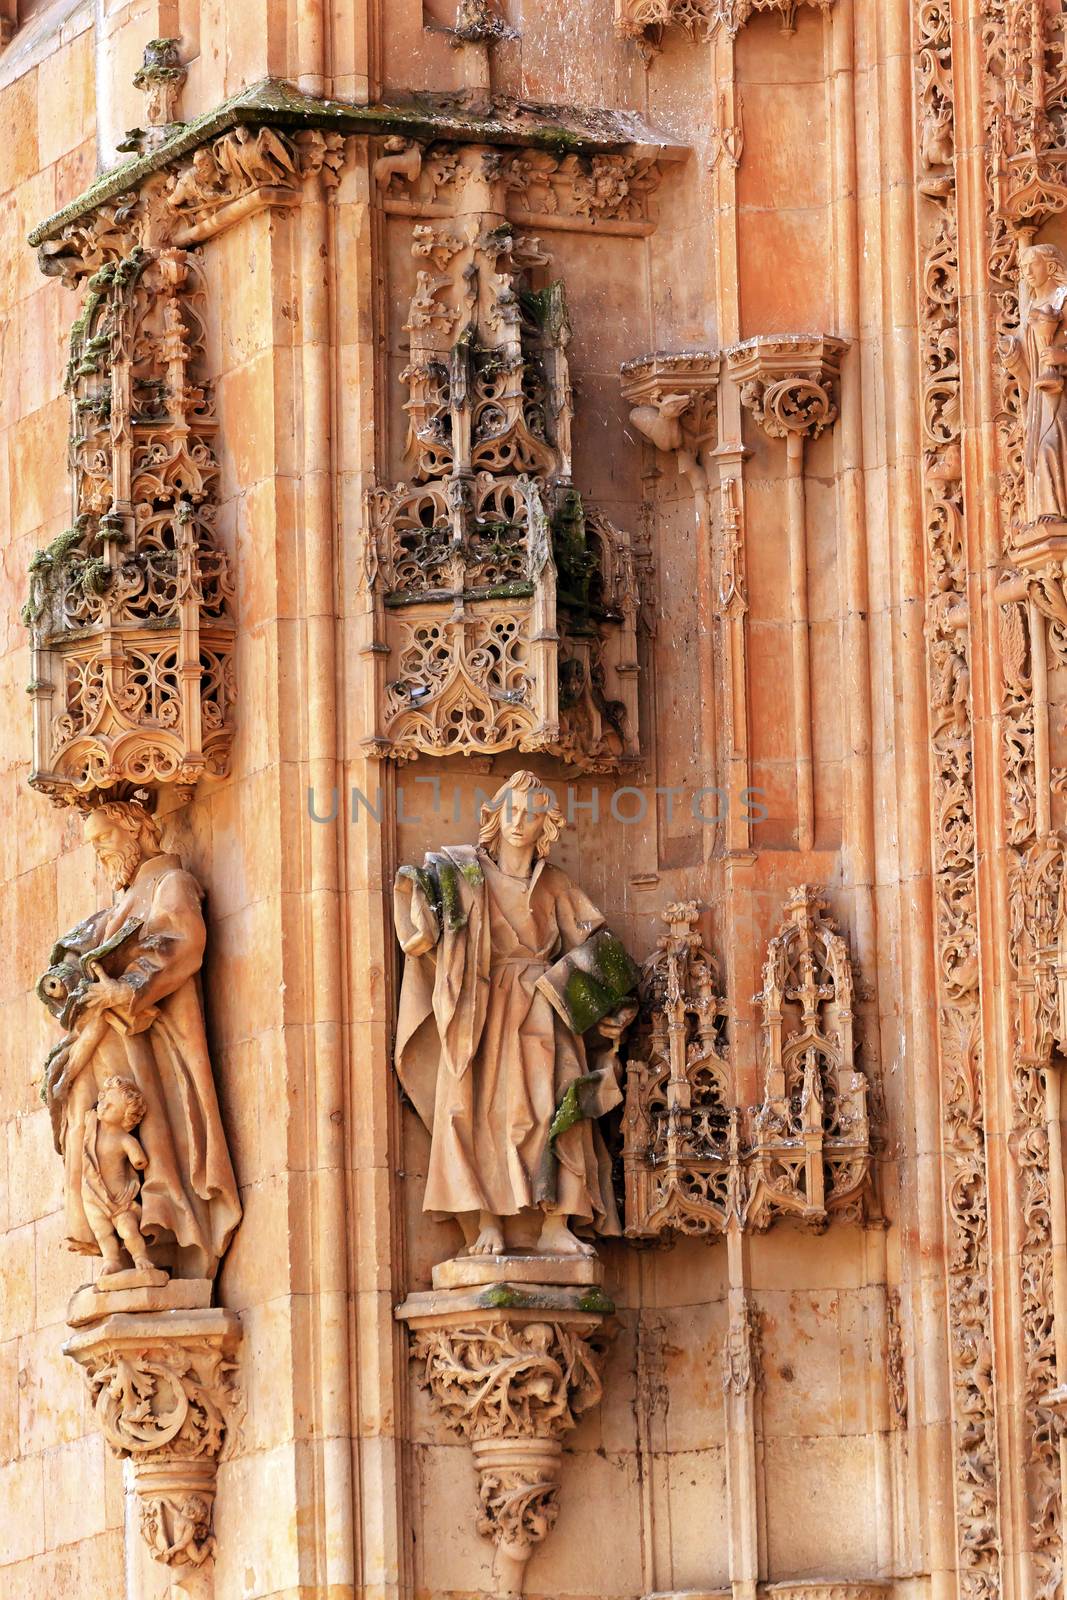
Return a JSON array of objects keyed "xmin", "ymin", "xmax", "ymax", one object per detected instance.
[{"xmin": 915, "ymin": 2, "xmax": 1003, "ymax": 1594}]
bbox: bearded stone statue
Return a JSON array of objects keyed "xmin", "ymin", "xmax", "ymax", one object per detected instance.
[{"xmin": 37, "ymin": 800, "xmax": 241, "ymax": 1283}]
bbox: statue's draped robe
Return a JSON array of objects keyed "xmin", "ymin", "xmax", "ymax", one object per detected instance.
[
  {"xmin": 1017, "ymin": 282, "xmax": 1067, "ymax": 521},
  {"xmin": 394, "ymin": 845, "xmax": 620, "ymax": 1232},
  {"xmin": 55, "ymin": 853, "xmax": 241, "ymax": 1278}
]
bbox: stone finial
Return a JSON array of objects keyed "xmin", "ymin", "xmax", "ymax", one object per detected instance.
[{"xmin": 133, "ymin": 37, "xmax": 187, "ymax": 141}]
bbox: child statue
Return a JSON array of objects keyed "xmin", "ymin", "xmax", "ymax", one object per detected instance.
[{"xmin": 80, "ymin": 1075, "xmax": 160, "ymax": 1279}]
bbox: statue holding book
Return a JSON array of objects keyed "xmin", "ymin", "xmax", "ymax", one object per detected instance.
[{"xmin": 394, "ymin": 770, "xmax": 638, "ymax": 1258}]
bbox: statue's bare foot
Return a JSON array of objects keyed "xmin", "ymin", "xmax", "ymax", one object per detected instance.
[
  {"xmin": 536, "ymin": 1214, "xmax": 595, "ymax": 1257},
  {"xmin": 468, "ymin": 1215, "xmax": 504, "ymax": 1256}
]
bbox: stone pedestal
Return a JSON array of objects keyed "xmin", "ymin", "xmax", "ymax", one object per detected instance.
[
  {"xmin": 397, "ymin": 1254, "xmax": 614, "ymax": 1597},
  {"xmin": 64, "ymin": 1288, "xmax": 242, "ymax": 1597}
]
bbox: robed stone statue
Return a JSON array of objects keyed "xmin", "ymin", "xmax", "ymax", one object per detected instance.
[
  {"xmin": 394, "ymin": 770, "xmax": 637, "ymax": 1259},
  {"xmin": 1004, "ymin": 240, "xmax": 1067, "ymax": 525},
  {"xmin": 37, "ymin": 800, "xmax": 241, "ymax": 1282}
]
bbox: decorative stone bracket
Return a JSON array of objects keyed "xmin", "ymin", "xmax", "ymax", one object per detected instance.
[
  {"xmin": 614, "ymin": 0, "xmax": 836, "ymax": 59},
  {"xmin": 397, "ymin": 1261, "xmax": 612, "ymax": 1598},
  {"xmin": 620, "ymin": 349, "xmax": 719, "ymax": 493},
  {"xmin": 64, "ymin": 1305, "xmax": 242, "ymax": 1595}
]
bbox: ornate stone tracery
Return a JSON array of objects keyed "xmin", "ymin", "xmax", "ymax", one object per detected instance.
[
  {"xmin": 746, "ymin": 886, "xmax": 870, "ymax": 1230},
  {"xmin": 623, "ymin": 901, "xmax": 734, "ymax": 1238},
  {"xmin": 362, "ymin": 145, "xmax": 646, "ymax": 769},
  {"xmin": 982, "ymin": 5, "xmax": 1067, "ymax": 1593},
  {"xmin": 24, "ymin": 244, "xmax": 234, "ymax": 805},
  {"xmin": 622, "ymin": 893, "xmax": 872, "ymax": 1241}
]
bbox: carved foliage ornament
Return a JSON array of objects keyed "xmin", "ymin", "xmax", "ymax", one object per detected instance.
[
  {"xmin": 614, "ymin": 0, "xmax": 835, "ymax": 55},
  {"xmin": 919, "ymin": 2, "xmax": 1003, "ymax": 1591},
  {"xmin": 65, "ymin": 1312, "xmax": 242, "ymax": 1576},
  {"xmin": 984, "ymin": 2, "xmax": 1066, "ymax": 1587},
  {"xmin": 622, "ymin": 892, "xmax": 872, "ymax": 1240},
  {"xmin": 407, "ymin": 1313, "xmax": 609, "ymax": 1592}
]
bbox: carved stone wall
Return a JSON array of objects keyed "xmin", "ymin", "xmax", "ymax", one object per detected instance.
[{"xmin": 2, "ymin": 3, "xmax": 1062, "ymax": 1600}]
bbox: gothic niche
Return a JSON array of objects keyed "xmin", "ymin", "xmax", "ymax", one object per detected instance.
[
  {"xmin": 361, "ymin": 144, "xmax": 644, "ymax": 770},
  {"xmin": 22, "ymin": 243, "xmax": 234, "ymax": 805},
  {"xmin": 623, "ymin": 890, "xmax": 872, "ymax": 1240},
  {"xmin": 623, "ymin": 901, "xmax": 734, "ymax": 1237}
]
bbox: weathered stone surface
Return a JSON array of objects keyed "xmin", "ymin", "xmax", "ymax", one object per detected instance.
[{"xmin": 0, "ymin": 3, "xmax": 1061, "ymax": 1598}]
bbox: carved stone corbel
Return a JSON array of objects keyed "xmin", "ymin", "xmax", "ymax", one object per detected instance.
[
  {"xmin": 620, "ymin": 350, "xmax": 719, "ymax": 494},
  {"xmin": 615, "ymin": 0, "xmax": 836, "ymax": 57},
  {"xmin": 729, "ymin": 333, "xmax": 847, "ymax": 852},
  {"xmin": 396, "ymin": 1270, "xmax": 612, "ymax": 1597},
  {"xmin": 64, "ymin": 1309, "xmax": 242, "ymax": 1595}
]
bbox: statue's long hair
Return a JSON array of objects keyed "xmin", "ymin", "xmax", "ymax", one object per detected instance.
[
  {"xmin": 93, "ymin": 799, "xmax": 163, "ymax": 855},
  {"xmin": 1022, "ymin": 242, "xmax": 1067, "ymax": 291},
  {"xmin": 478, "ymin": 770, "xmax": 565, "ymax": 861}
]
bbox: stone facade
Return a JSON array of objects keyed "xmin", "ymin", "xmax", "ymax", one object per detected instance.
[{"xmin": 1, "ymin": 2, "xmax": 1064, "ymax": 1599}]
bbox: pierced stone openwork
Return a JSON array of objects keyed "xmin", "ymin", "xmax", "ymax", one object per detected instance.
[
  {"xmin": 23, "ymin": 245, "xmax": 234, "ymax": 805},
  {"xmin": 622, "ymin": 892, "xmax": 872, "ymax": 1240},
  {"xmin": 746, "ymin": 885, "xmax": 870, "ymax": 1229},
  {"xmin": 623, "ymin": 901, "xmax": 734, "ymax": 1238},
  {"xmin": 362, "ymin": 145, "xmax": 645, "ymax": 770}
]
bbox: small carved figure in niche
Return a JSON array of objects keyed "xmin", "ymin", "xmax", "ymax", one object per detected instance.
[
  {"xmin": 394, "ymin": 770, "xmax": 637, "ymax": 1259},
  {"xmin": 143, "ymin": 1492, "xmax": 216, "ymax": 1568},
  {"xmin": 1003, "ymin": 241, "xmax": 1067, "ymax": 524},
  {"xmin": 37, "ymin": 799, "xmax": 241, "ymax": 1280},
  {"xmin": 81, "ymin": 1075, "xmax": 158, "ymax": 1278}
]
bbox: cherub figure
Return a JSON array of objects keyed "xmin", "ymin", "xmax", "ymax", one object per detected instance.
[
  {"xmin": 165, "ymin": 1493, "xmax": 216, "ymax": 1566},
  {"xmin": 81, "ymin": 1075, "xmax": 158, "ymax": 1277}
]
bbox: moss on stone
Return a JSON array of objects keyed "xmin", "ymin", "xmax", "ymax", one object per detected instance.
[
  {"xmin": 577, "ymin": 1288, "xmax": 614, "ymax": 1314},
  {"xmin": 562, "ymin": 970, "xmax": 616, "ymax": 1034},
  {"xmin": 28, "ymin": 78, "xmax": 669, "ymax": 249},
  {"xmin": 548, "ymin": 1073, "xmax": 600, "ymax": 1145},
  {"xmin": 479, "ymin": 1285, "xmax": 532, "ymax": 1309}
]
